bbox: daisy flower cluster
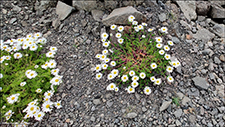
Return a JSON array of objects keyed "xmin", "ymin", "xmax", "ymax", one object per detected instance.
[
  {"xmin": 94, "ymin": 15, "xmax": 181, "ymax": 95},
  {"xmin": 0, "ymin": 33, "xmax": 62, "ymax": 123}
]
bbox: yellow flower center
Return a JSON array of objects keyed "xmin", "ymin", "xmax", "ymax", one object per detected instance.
[
  {"xmin": 169, "ymin": 68, "xmax": 171, "ymax": 70},
  {"xmin": 37, "ymin": 34, "xmax": 39, "ymax": 36},
  {"xmin": 30, "ymin": 107, "xmax": 34, "ymax": 111},
  {"xmin": 96, "ymin": 67, "xmax": 99, "ymax": 70},
  {"xmin": 55, "ymin": 79, "xmax": 59, "ymax": 82},
  {"xmin": 98, "ymin": 75, "xmax": 101, "ymax": 78},
  {"xmin": 169, "ymin": 78, "xmax": 172, "ymax": 80},
  {"xmin": 124, "ymin": 77, "xmax": 126, "ymax": 79},
  {"xmin": 110, "ymin": 75, "xmax": 112, "ymax": 78},
  {"xmin": 38, "ymin": 114, "xmax": 41, "ymax": 117},
  {"xmin": 156, "ymin": 81, "xmax": 159, "ymax": 83},
  {"xmin": 32, "ymin": 46, "xmax": 35, "ymax": 48},
  {"xmin": 129, "ymin": 88, "xmax": 133, "ymax": 91},
  {"xmin": 47, "ymin": 93, "xmax": 51, "ymax": 96},
  {"xmin": 163, "ymin": 28, "xmax": 165, "ymax": 31},
  {"xmin": 141, "ymin": 74, "xmax": 144, "ymax": 77},
  {"xmin": 110, "ymin": 85, "xmax": 114, "ymax": 88},
  {"xmin": 11, "ymin": 97, "xmax": 15, "ymax": 100},
  {"xmin": 158, "ymin": 39, "xmax": 160, "ymax": 41},
  {"xmin": 57, "ymin": 103, "xmax": 60, "ymax": 106},
  {"xmin": 146, "ymin": 89, "xmax": 149, "ymax": 92},
  {"xmin": 153, "ymin": 65, "xmax": 155, "ymax": 67},
  {"xmin": 49, "ymin": 53, "xmax": 52, "ymax": 55},
  {"xmin": 29, "ymin": 35, "xmax": 31, "ymax": 37},
  {"xmin": 30, "ymin": 73, "xmax": 34, "ymax": 76},
  {"xmin": 51, "ymin": 63, "xmax": 54, "ymax": 66},
  {"xmin": 46, "ymin": 104, "xmax": 50, "ymax": 108},
  {"xmin": 166, "ymin": 56, "xmax": 169, "ymax": 58}
]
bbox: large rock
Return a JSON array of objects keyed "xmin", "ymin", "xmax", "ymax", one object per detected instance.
[
  {"xmin": 196, "ymin": 1, "xmax": 211, "ymax": 16},
  {"xmin": 192, "ymin": 76, "xmax": 209, "ymax": 90},
  {"xmin": 102, "ymin": 6, "xmax": 146, "ymax": 26},
  {"xmin": 211, "ymin": 24, "xmax": 225, "ymax": 38},
  {"xmin": 72, "ymin": 0, "xmax": 103, "ymax": 12},
  {"xmin": 176, "ymin": 1, "xmax": 197, "ymax": 21},
  {"xmin": 193, "ymin": 28, "xmax": 215, "ymax": 43},
  {"xmin": 160, "ymin": 101, "xmax": 172, "ymax": 112},
  {"xmin": 56, "ymin": 1, "xmax": 74, "ymax": 21},
  {"xmin": 210, "ymin": 4, "xmax": 225, "ymax": 18},
  {"xmin": 91, "ymin": 10, "xmax": 104, "ymax": 22},
  {"xmin": 35, "ymin": 0, "xmax": 57, "ymax": 15}
]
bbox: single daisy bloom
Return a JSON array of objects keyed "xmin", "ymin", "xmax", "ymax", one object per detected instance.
[
  {"xmin": 176, "ymin": 60, "xmax": 181, "ymax": 68},
  {"xmin": 27, "ymin": 71, "xmax": 38, "ymax": 79},
  {"xmin": 132, "ymin": 75, "xmax": 139, "ymax": 81},
  {"xmin": 50, "ymin": 46, "xmax": 57, "ymax": 52},
  {"xmin": 106, "ymin": 83, "xmax": 116, "ymax": 90},
  {"xmin": 0, "ymin": 73, "xmax": 3, "ymax": 79},
  {"xmin": 111, "ymin": 69, "xmax": 119, "ymax": 76},
  {"xmin": 167, "ymin": 76, "xmax": 174, "ymax": 82},
  {"xmin": 134, "ymin": 26, "xmax": 139, "ymax": 32},
  {"xmin": 148, "ymin": 28, "xmax": 154, "ymax": 32},
  {"xmin": 164, "ymin": 54, "xmax": 171, "ymax": 60},
  {"xmin": 41, "ymin": 61, "xmax": 49, "ymax": 70},
  {"xmin": 110, "ymin": 24, "xmax": 117, "ymax": 30},
  {"xmin": 48, "ymin": 59, "xmax": 57, "ymax": 68},
  {"xmin": 110, "ymin": 61, "xmax": 116, "ymax": 66},
  {"xmin": 132, "ymin": 21, "xmax": 138, "ymax": 25},
  {"xmin": 121, "ymin": 75, "xmax": 128, "ymax": 82},
  {"xmin": 160, "ymin": 27, "xmax": 168, "ymax": 33},
  {"xmin": 142, "ymin": 22, "xmax": 147, "ymax": 26},
  {"xmin": 144, "ymin": 86, "xmax": 152, "ymax": 95},
  {"xmin": 107, "ymin": 73, "xmax": 114, "ymax": 80},
  {"xmin": 164, "ymin": 45, "xmax": 170, "ymax": 51},
  {"xmin": 42, "ymin": 101, "xmax": 53, "ymax": 113},
  {"xmin": 26, "ymin": 33, "xmax": 33, "ymax": 38},
  {"xmin": 159, "ymin": 50, "xmax": 165, "ymax": 55},
  {"xmin": 129, "ymin": 70, "xmax": 135, "ymax": 77},
  {"xmin": 34, "ymin": 65, "xmax": 39, "ymax": 68},
  {"xmin": 126, "ymin": 86, "xmax": 135, "ymax": 94},
  {"xmin": 171, "ymin": 61, "xmax": 177, "ymax": 68},
  {"xmin": 20, "ymin": 82, "xmax": 26, "ymax": 87},
  {"xmin": 150, "ymin": 63, "xmax": 157, "ymax": 69},
  {"xmin": 0, "ymin": 56, "xmax": 5, "ymax": 63},
  {"xmin": 155, "ymin": 37, "xmax": 163, "ymax": 43},
  {"xmin": 131, "ymin": 81, "xmax": 139, "ymax": 88},
  {"xmin": 13, "ymin": 52, "xmax": 23, "ymax": 59},
  {"xmin": 142, "ymin": 35, "xmax": 146, "ymax": 38},
  {"xmin": 95, "ymin": 64, "xmax": 101, "ymax": 72},
  {"xmin": 104, "ymin": 58, "xmax": 110, "ymax": 63},
  {"xmin": 95, "ymin": 54, "xmax": 101, "ymax": 59},
  {"xmin": 102, "ymin": 49, "xmax": 108, "ymax": 55},
  {"xmin": 100, "ymin": 54, "xmax": 106, "ymax": 61},
  {"xmin": 96, "ymin": 73, "xmax": 103, "ymax": 80},
  {"xmin": 154, "ymin": 78, "xmax": 162, "ymax": 85},
  {"xmin": 168, "ymin": 41, "xmax": 174, "ymax": 46},
  {"xmin": 150, "ymin": 76, "xmax": 156, "ymax": 82},
  {"xmin": 36, "ymin": 88, "xmax": 42, "ymax": 93},
  {"xmin": 34, "ymin": 32, "xmax": 42, "ymax": 38},
  {"xmin": 166, "ymin": 66, "xmax": 173, "ymax": 73},
  {"xmin": 7, "ymin": 93, "xmax": 20, "ymax": 104},
  {"xmin": 103, "ymin": 42, "xmax": 109, "ymax": 48},
  {"xmin": 50, "ymin": 76, "xmax": 62, "ymax": 85},
  {"xmin": 101, "ymin": 32, "xmax": 109, "ymax": 39},
  {"xmin": 5, "ymin": 47, "xmax": 12, "ymax": 52},
  {"xmin": 29, "ymin": 44, "xmax": 38, "ymax": 51},
  {"xmin": 137, "ymin": 25, "xmax": 144, "ymax": 30},
  {"xmin": 115, "ymin": 33, "xmax": 122, "ymax": 38},
  {"xmin": 128, "ymin": 15, "xmax": 135, "ymax": 22},
  {"xmin": 46, "ymin": 51, "xmax": 56, "ymax": 58},
  {"xmin": 156, "ymin": 43, "xmax": 163, "ymax": 49},
  {"xmin": 34, "ymin": 111, "xmax": 45, "ymax": 121},
  {"xmin": 118, "ymin": 26, "xmax": 124, "ymax": 32},
  {"xmin": 44, "ymin": 90, "xmax": 54, "ymax": 98},
  {"xmin": 24, "ymin": 114, "xmax": 31, "ymax": 119},
  {"xmin": 115, "ymin": 87, "xmax": 119, "ymax": 92},
  {"xmin": 118, "ymin": 38, "xmax": 124, "ymax": 44},
  {"xmin": 55, "ymin": 101, "xmax": 62, "ymax": 109},
  {"xmin": 22, "ymin": 42, "xmax": 29, "ymax": 49},
  {"xmin": 102, "ymin": 63, "xmax": 108, "ymax": 70},
  {"xmin": 5, "ymin": 110, "xmax": 14, "ymax": 117},
  {"xmin": 139, "ymin": 72, "xmax": 146, "ymax": 79},
  {"xmin": 25, "ymin": 69, "xmax": 32, "ymax": 76}
]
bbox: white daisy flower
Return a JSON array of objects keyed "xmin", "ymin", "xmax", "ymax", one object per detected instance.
[
  {"xmin": 36, "ymin": 88, "xmax": 42, "ymax": 93},
  {"xmin": 139, "ymin": 72, "xmax": 146, "ymax": 79},
  {"xmin": 148, "ymin": 28, "xmax": 154, "ymax": 32},
  {"xmin": 171, "ymin": 61, "xmax": 177, "ymax": 68},
  {"xmin": 154, "ymin": 78, "xmax": 162, "ymax": 85},
  {"xmin": 167, "ymin": 76, "xmax": 174, "ymax": 82},
  {"xmin": 100, "ymin": 54, "xmax": 106, "ymax": 61},
  {"xmin": 26, "ymin": 33, "xmax": 33, "ymax": 38},
  {"xmin": 12, "ymin": 45, "xmax": 21, "ymax": 52},
  {"xmin": 50, "ymin": 76, "xmax": 62, "ymax": 85},
  {"xmin": 96, "ymin": 73, "xmax": 103, "ymax": 80},
  {"xmin": 106, "ymin": 83, "xmax": 116, "ymax": 90},
  {"xmin": 48, "ymin": 59, "xmax": 57, "ymax": 68},
  {"xmin": 104, "ymin": 58, "xmax": 110, "ymax": 63},
  {"xmin": 110, "ymin": 61, "xmax": 116, "ymax": 66},
  {"xmin": 142, "ymin": 35, "xmax": 146, "ymax": 38},
  {"xmin": 144, "ymin": 86, "xmax": 152, "ymax": 95},
  {"xmin": 132, "ymin": 21, "xmax": 138, "ymax": 25},
  {"xmin": 132, "ymin": 75, "xmax": 139, "ymax": 81},
  {"xmin": 34, "ymin": 65, "xmax": 39, "ymax": 68},
  {"xmin": 164, "ymin": 54, "xmax": 171, "ymax": 60},
  {"xmin": 110, "ymin": 24, "xmax": 117, "ymax": 30},
  {"xmin": 150, "ymin": 76, "xmax": 156, "ymax": 82},
  {"xmin": 155, "ymin": 37, "xmax": 163, "ymax": 43},
  {"xmin": 22, "ymin": 42, "xmax": 29, "ymax": 49},
  {"xmin": 101, "ymin": 32, "xmax": 109, "ymax": 39},
  {"xmin": 46, "ymin": 51, "xmax": 55, "ymax": 58},
  {"xmin": 164, "ymin": 45, "xmax": 170, "ymax": 51},
  {"xmin": 107, "ymin": 73, "xmax": 114, "ymax": 80},
  {"xmin": 5, "ymin": 110, "xmax": 14, "ymax": 117},
  {"xmin": 137, "ymin": 25, "xmax": 144, "ymax": 30},
  {"xmin": 159, "ymin": 50, "xmax": 165, "ymax": 55},
  {"xmin": 43, "ymin": 97, "xmax": 50, "ymax": 102},
  {"xmin": 102, "ymin": 49, "xmax": 108, "ymax": 55},
  {"xmin": 134, "ymin": 26, "xmax": 139, "ymax": 32},
  {"xmin": 24, "ymin": 114, "xmax": 31, "ymax": 119},
  {"xmin": 51, "ymin": 68, "xmax": 59, "ymax": 76},
  {"xmin": 27, "ymin": 70, "xmax": 38, "ymax": 79},
  {"xmin": 1, "ymin": 45, "xmax": 8, "ymax": 50},
  {"xmin": 142, "ymin": 22, "xmax": 147, "ymax": 26},
  {"xmin": 118, "ymin": 26, "xmax": 124, "ymax": 32},
  {"xmin": 128, "ymin": 15, "xmax": 135, "ymax": 22},
  {"xmin": 20, "ymin": 82, "xmax": 26, "ymax": 87},
  {"xmin": 5, "ymin": 47, "xmax": 12, "ymax": 53},
  {"xmin": 156, "ymin": 43, "xmax": 163, "ymax": 49},
  {"xmin": 95, "ymin": 54, "xmax": 101, "ymax": 59},
  {"xmin": 115, "ymin": 33, "xmax": 122, "ymax": 38},
  {"xmin": 166, "ymin": 66, "xmax": 173, "ymax": 73},
  {"xmin": 115, "ymin": 87, "xmax": 119, "ymax": 92},
  {"xmin": 160, "ymin": 27, "xmax": 168, "ymax": 33},
  {"xmin": 34, "ymin": 32, "xmax": 42, "ymax": 38},
  {"xmin": 101, "ymin": 38, "xmax": 106, "ymax": 43},
  {"xmin": 118, "ymin": 38, "xmax": 124, "ymax": 44},
  {"xmin": 150, "ymin": 63, "xmax": 157, "ymax": 69},
  {"xmin": 101, "ymin": 63, "xmax": 108, "ymax": 70},
  {"xmin": 50, "ymin": 46, "xmax": 57, "ymax": 52},
  {"xmin": 176, "ymin": 60, "xmax": 181, "ymax": 68},
  {"xmin": 41, "ymin": 61, "xmax": 49, "ymax": 70},
  {"xmin": 34, "ymin": 111, "xmax": 45, "ymax": 121},
  {"xmin": 54, "ymin": 101, "xmax": 62, "ymax": 109},
  {"xmin": 25, "ymin": 69, "xmax": 32, "ymax": 76},
  {"xmin": 129, "ymin": 70, "xmax": 135, "ymax": 77},
  {"xmin": 103, "ymin": 42, "xmax": 109, "ymax": 48},
  {"xmin": 126, "ymin": 86, "xmax": 135, "ymax": 94},
  {"xmin": 95, "ymin": 64, "xmax": 101, "ymax": 72},
  {"xmin": 40, "ymin": 38, "xmax": 47, "ymax": 44},
  {"xmin": 168, "ymin": 41, "xmax": 174, "ymax": 46},
  {"xmin": 44, "ymin": 90, "xmax": 54, "ymax": 98},
  {"xmin": 7, "ymin": 93, "xmax": 20, "ymax": 104},
  {"xmin": 121, "ymin": 75, "xmax": 128, "ymax": 82},
  {"xmin": 42, "ymin": 101, "xmax": 53, "ymax": 113},
  {"xmin": 131, "ymin": 81, "xmax": 139, "ymax": 88},
  {"xmin": 13, "ymin": 52, "xmax": 23, "ymax": 59},
  {"xmin": 0, "ymin": 73, "xmax": 3, "ymax": 79},
  {"xmin": 111, "ymin": 69, "xmax": 119, "ymax": 76},
  {"xmin": 0, "ymin": 56, "xmax": 5, "ymax": 63}
]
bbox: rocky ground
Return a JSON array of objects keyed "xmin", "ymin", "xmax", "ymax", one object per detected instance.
[{"xmin": 0, "ymin": 0, "xmax": 225, "ymax": 127}]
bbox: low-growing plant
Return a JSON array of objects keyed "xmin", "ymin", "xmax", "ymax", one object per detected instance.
[
  {"xmin": 172, "ymin": 97, "xmax": 180, "ymax": 106},
  {"xmin": 0, "ymin": 33, "xmax": 63, "ymax": 125},
  {"xmin": 94, "ymin": 15, "xmax": 181, "ymax": 95}
]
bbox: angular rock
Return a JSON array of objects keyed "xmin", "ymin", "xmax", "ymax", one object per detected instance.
[
  {"xmin": 176, "ymin": 120, "xmax": 182, "ymax": 126},
  {"xmin": 91, "ymin": 10, "xmax": 104, "ymax": 22},
  {"xmin": 212, "ymin": 24, "xmax": 225, "ymax": 38},
  {"xmin": 104, "ymin": 0, "xmax": 118, "ymax": 10},
  {"xmin": 9, "ymin": 18, "xmax": 17, "ymax": 24},
  {"xmin": 192, "ymin": 76, "xmax": 209, "ymax": 90},
  {"xmin": 220, "ymin": 55, "xmax": 225, "ymax": 62},
  {"xmin": 160, "ymin": 101, "xmax": 172, "ymax": 112},
  {"xmin": 102, "ymin": 6, "xmax": 146, "ymax": 26},
  {"xmin": 214, "ymin": 56, "xmax": 221, "ymax": 64},
  {"xmin": 172, "ymin": 37, "xmax": 180, "ymax": 43},
  {"xmin": 158, "ymin": 13, "xmax": 167, "ymax": 22},
  {"xmin": 182, "ymin": 96, "xmax": 190, "ymax": 105},
  {"xmin": 56, "ymin": 1, "xmax": 74, "ymax": 21},
  {"xmin": 189, "ymin": 115, "xmax": 196, "ymax": 123},
  {"xmin": 176, "ymin": 1, "xmax": 197, "ymax": 21},
  {"xmin": 193, "ymin": 28, "xmax": 215, "ymax": 43},
  {"xmin": 210, "ymin": 4, "xmax": 225, "ymax": 18},
  {"xmin": 93, "ymin": 99, "xmax": 101, "ymax": 105},
  {"xmin": 174, "ymin": 109, "xmax": 182, "ymax": 118},
  {"xmin": 73, "ymin": 0, "xmax": 103, "ymax": 12},
  {"xmin": 196, "ymin": 1, "xmax": 210, "ymax": 16},
  {"xmin": 126, "ymin": 112, "xmax": 137, "ymax": 118}
]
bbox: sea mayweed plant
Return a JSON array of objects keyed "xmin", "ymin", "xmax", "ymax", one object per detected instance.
[
  {"xmin": 94, "ymin": 15, "xmax": 181, "ymax": 95},
  {"xmin": 0, "ymin": 33, "xmax": 63, "ymax": 124}
]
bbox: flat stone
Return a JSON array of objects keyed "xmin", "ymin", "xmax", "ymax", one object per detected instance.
[
  {"xmin": 176, "ymin": 1, "xmax": 197, "ymax": 21},
  {"xmin": 182, "ymin": 96, "xmax": 190, "ymax": 105},
  {"xmin": 212, "ymin": 24, "xmax": 225, "ymax": 38},
  {"xmin": 210, "ymin": 4, "xmax": 225, "ymax": 18},
  {"xmin": 106, "ymin": 100, "xmax": 113, "ymax": 107},
  {"xmin": 56, "ymin": 1, "xmax": 74, "ymax": 21},
  {"xmin": 176, "ymin": 120, "xmax": 182, "ymax": 126},
  {"xmin": 10, "ymin": 18, "xmax": 17, "ymax": 24},
  {"xmin": 196, "ymin": 1, "xmax": 210, "ymax": 16},
  {"xmin": 91, "ymin": 9, "xmax": 104, "ymax": 22},
  {"xmin": 193, "ymin": 28, "xmax": 215, "ymax": 43},
  {"xmin": 220, "ymin": 55, "xmax": 225, "ymax": 62},
  {"xmin": 176, "ymin": 92, "xmax": 184, "ymax": 99},
  {"xmin": 93, "ymin": 99, "xmax": 101, "ymax": 105},
  {"xmin": 160, "ymin": 101, "xmax": 172, "ymax": 112},
  {"xmin": 142, "ymin": 107, "xmax": 147, "ymax": 112},
  {"xmin": 174, "ymin": 109, "xmax": 182, "ymax": 118},
  {"xmin": 200, "ymin": 106, "xmax": 204, "ymax": 115},
  {"xmin": 209, "ymin": 73, "xmax": 215, "ymax": 80},
  {"xmin": 192, "ymin": 76, "xmax": 209, "ymax": 90},
  {"xmin": 126, "ymin": 112, "xmax": 137, "ymax": 118},
  {"xmin": 73, "ymin": 1, "xmax": 100, "ymax": 12},
  {"xmin": 189, "ymin": 115, "xmax": 196, "ymax": 123},
  {"xmin": 90, "ymin": 116, "xmax": 95, "ymax": 122},
  {"xmin": 214, "ymin": 56, "xmax": 222, "ymax": 64},
  {"xmin": 172, "ymin": 37, "xmax": 180, "ymax": 43},
  {"xmin": 158, "ymin": 13, "xmax": 167, "ymax": 22},
  {"xmin": 102, "ymin": 6, "xmax": 146, "ymax": 26}
]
